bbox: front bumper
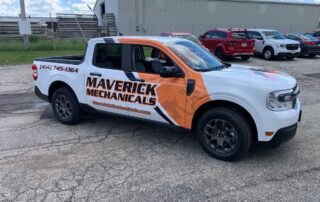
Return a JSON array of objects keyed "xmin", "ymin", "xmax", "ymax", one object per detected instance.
[
  {"xmin": 301, "ymin": 47, "xmax": 320, "ymax": 55},
  {"xmin": 259, "ymin": 123, "xmax": 298, "ymax": 147},
  {"xmin": 276, "ymin": 52, "xmax": 300, "ymax": 58}
]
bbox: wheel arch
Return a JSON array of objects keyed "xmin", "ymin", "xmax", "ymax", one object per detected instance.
[
  {"xmin": 191, "ymin": 100, "xmax": 258, "ymax": 142},
  {"xmin": 48, "ymin": 81, "xmax": 78, "ymax": 102},
  {"xmin": 263, "ymin": 45, "xmax": 274, "ymax": 53}
]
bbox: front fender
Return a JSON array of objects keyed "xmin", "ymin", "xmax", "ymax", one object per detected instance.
[{"xmin": 194, "ymin": 93, "xmax": 265, "ymax": 141}]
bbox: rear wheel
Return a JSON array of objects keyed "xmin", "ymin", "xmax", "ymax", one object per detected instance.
[
  {"xmin": 51, "ymin": 88, "xmax": 82, "ymax": 125},
  {"xmin": 263, "ymin": 47, "xmax": 274, "ymax": 60},
  {"xmin": 309, "ymin": 54, "xmax": 316, "ymax": 58},
  {"xmin": 241, "ymin": 56, "xmax": 250, "ymax": 61},
  {"xmin": 215, "ymin": 48, "xmax": 224, "ymax": 59},
  {"xmin": 197, "ymin": 107, "xmax": 252, "ymax": 161}
]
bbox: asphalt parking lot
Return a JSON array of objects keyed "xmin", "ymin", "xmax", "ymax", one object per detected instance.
[{"xmin": 0, "ymin": 56, "xmax": 320, "ymax": 201}]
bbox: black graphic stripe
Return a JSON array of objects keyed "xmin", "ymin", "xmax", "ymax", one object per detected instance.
[
  {"xmin": 125, "ymin": 72, "xmax": 136, "ymax": 81},
  {"xmin": 125, "ymin": 72, "xmax": 145, "ymax": 82},
  {"xmin": 104, "ymin": 38, "xmax": 115, "ymax": 43},
  {"xmin": 154, "ymin": 106, "xmax": 174, "ymax": 125}
]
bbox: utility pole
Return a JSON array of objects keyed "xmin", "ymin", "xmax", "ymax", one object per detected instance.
[{"xmin": 20, "ymin": 0, "xmax": 29, "ymax": 47}]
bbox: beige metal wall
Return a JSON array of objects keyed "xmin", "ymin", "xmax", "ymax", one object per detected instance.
[{"xmin": 117, "ymin": 0, "xmax": 320, "ymax": 36}]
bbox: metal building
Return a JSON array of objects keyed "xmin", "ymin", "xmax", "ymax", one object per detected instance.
[{"xmin": 93, "ymin": 0, "xmax": 320, "ymax": 36}]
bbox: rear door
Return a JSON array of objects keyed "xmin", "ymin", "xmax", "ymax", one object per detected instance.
[
  {"xmin": 249, "ymin": 31, "xmax": 264, "ymax": 53},
  {"xmin": 85, "ymin": 42, "xmax": 129, "ymax": 116},
  {"xmin": 124, "ymin": 44, "xmax": 188, "ymax": 127}
]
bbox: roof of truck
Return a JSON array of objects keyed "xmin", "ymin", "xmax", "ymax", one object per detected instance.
[{"xmin": 89, "ymin": 36, "xmax": 189, "ymax": 44}]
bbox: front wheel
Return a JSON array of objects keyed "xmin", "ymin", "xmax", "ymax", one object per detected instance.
[
  {"xmin": 263, "ymin": 48, "xmax": 274, "ymax": 60},
  {"xmin": 51, "ymin": 87, "xmax": 82, "ymax": 125},
  {"xmin": 197, "ymin": 107, "xmax": 252, "ymax": 161}
]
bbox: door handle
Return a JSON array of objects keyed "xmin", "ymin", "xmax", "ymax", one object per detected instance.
[{"xmin": 90, "ymin": 72, "xmax": 102, "ymax": 77}]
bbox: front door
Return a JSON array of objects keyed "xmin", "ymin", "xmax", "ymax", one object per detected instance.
[
  {"xmin": 125, "ymin": 44, "xmax": 187, "ymax": 127},
  {"xmin": 85, "ymin": 42, "xmax": 129, "ymax": 116}
]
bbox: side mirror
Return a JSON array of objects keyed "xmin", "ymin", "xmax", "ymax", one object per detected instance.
[
  {"xmin": 222, "ymin": 62, "xmax": 231, "ymax": 68},
  {"xmin": 160, "ymin": 66, "xmax": 184, "ymax": 78}
]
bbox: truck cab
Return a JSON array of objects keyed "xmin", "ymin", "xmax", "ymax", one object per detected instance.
[{"xmin": 33, "ymin": 36, "xmax": 301, "ymax": 161}]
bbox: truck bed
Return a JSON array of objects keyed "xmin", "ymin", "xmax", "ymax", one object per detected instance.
[{"xmin": 35, "ymin": 55, "xmax": 84, "ymax": 65}]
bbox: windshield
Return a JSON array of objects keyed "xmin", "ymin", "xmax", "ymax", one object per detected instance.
[
  {"xmin": 167, "ymin": 40, "xmax": 223, "ymax": 72},
  {"xmin": 231, "ymin": 31, "xmax": 250, "ymax": 39},
  {"xmin": 175, "ymin": 34, "xmax": 202, "ymax": 45},
  {"xmin": 262, "ymin": 31, "xmax": 286, "ymax": 40}
]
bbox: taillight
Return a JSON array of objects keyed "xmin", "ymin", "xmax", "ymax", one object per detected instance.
[
  {"xmin": 32, "ymin": 64, "xmax": 38, "ymax": 81},
  {"xmin": 228, "ymin": 41, "xmax": 237, "ymax": 46},
  {"xmin": 304, "ymin": 41, "xmax": 316, "ymax": 46}
]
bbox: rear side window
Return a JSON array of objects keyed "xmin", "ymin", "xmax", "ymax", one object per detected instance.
[
  {"xmin": 231, "ymin": 31, "xmax": 250, "ymax": 39},
  {"xmin": 93, "ymin": 44, "xmax": 122, "ymax": 69},
  {"xmin": 206, "ymin": 31, "xmax": 227, "ymax": 39}
]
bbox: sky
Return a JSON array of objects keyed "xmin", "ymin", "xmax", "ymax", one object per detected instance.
[{"xmin": 0, "ymin": 0, "xmax": 320, "ymax": 17}]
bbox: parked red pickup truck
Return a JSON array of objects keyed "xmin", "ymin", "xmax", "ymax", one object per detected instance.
[{"xmin": 199, "ymin": 28, "xmax": 255, "ymax": 60}]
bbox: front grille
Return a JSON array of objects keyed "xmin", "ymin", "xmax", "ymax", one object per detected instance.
[{"xmin": 286, "ymin": 44, "xmax": 299, "ymax": 50}]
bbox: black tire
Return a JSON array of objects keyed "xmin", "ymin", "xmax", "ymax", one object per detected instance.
[
  {"xmin": 263, "ymin": 47, "xmax": 274, "ymax": 60},
  {"xmin": 197, "ymin": 107, "xmax": 252, "ymax": 161},
  {"xmin": 51, "ymin": 87, "xmax": 82, "ymax": 125},
  {"xmin": 241, "ymin": 56, "xmax": 250, "ymax": 61},
  {"xmin": 287, "ymin": 57, "xmax": 295, "ymax": 60},
  {"xmin": 309, "ymin": 54, "xmax": 316, "ymax": 58},
  {"xmin": 215, "ymin": 48, "xmax": 224, "ymax": 59}
]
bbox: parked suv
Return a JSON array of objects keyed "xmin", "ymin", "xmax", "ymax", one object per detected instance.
[
  {"xmin": 286, "ymin": 34, "xmax": 320, "ymax": 57},
  {"xmin": 199, "ymin": 28, "xmax": 255, "ymax": 60},
  {"xmin": 247, "ymin": 29, "xmax": 300, "ymax": 60}
]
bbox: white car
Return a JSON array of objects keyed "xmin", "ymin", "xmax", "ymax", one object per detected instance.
[
  {"xmin": 32, "ymin": 36, "xmax": 301, "ymax": 161},
  {"xmin": 248, "ymin": 29, "xmax": 301, "ymax": 60}
]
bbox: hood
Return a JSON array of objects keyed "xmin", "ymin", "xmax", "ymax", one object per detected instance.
[
  {"xmin": 268, "ymin": 38, "xmax": 300, "ymax": 45},
  {"xmin": 202, "ymin": 64, "xmax": 297, "ymax": 93}
]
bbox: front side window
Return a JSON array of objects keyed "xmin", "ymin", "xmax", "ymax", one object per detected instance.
[
  {"xmin": 93, "ymin": 44, "xmax": 122, "ymax": 69},
  {"xmin": 232, "ymin": 31, "xmax": 250, "ymax": 39},
  {"xmin": 168, "ymin": 40, "xmax": 223, "ymax": 72},
  {"xmin": 249, "ymin": 31, "xmax": 263, "ymax": 40},
  {"xmin": 132, "ymin": 45, "xmax": 175, "ymax": 74}
]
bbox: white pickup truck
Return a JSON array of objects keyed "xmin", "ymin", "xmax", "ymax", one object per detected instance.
[
  {"xmin": 248, "ymin": 29, "xmax": 301, "ymax": 60},
  {"xmin": 33, "ymin": 36, "xmax": 302, "ymax": 161}
]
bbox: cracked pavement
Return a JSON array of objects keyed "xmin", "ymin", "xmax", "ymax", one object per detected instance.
[{"xmin": 0, "ymin": 56, "xmax": 320, "ymax": 201}]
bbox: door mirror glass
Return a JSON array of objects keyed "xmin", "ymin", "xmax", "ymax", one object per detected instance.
[{"xmin": 160, "ymin": 66, "xmax": 184, "ymax": 78}]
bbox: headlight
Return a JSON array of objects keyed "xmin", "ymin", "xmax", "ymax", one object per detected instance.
[
  {"xmin": 277, "ymin": 44, "xmax": 286, "ymax": 48},
  {"xmin": 267, "ymin": 87, "xmax": 299, "ymax": 111}
]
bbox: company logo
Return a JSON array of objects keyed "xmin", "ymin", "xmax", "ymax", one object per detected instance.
[{"xmin": 86, "ymin": 77, "xmax": 158, "ymax": 106}]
